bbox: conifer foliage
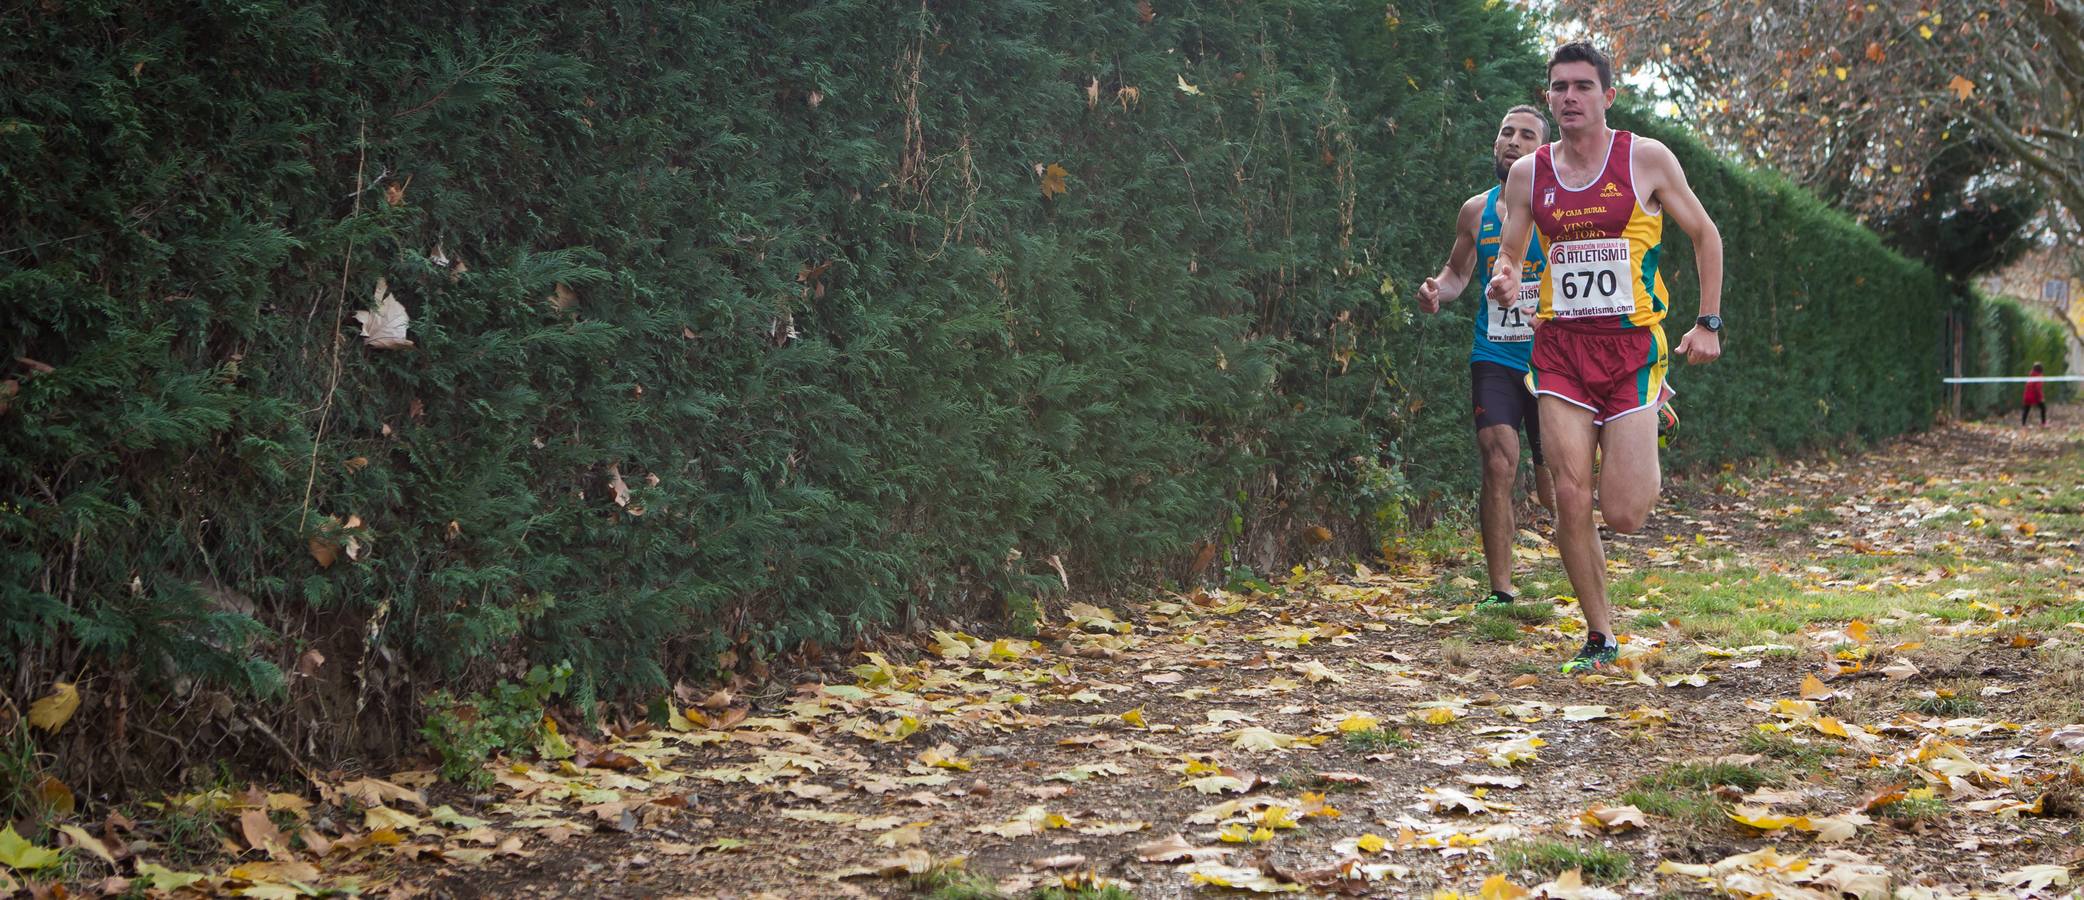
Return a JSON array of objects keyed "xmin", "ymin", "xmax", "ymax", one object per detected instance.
[{"xmin": 0, "ymin": 1, "xmax": 1972, "ymax": 769}]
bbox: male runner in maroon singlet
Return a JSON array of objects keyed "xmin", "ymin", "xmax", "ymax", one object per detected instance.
[{"xmin": 1486, "ymin": 42, "xmax": 1724, "ymax": 673}]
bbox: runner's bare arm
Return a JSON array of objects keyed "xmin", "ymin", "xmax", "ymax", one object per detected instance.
[
  {"xmin": 1419, "ymin": 194, "xmax": 1487, "ymax": 314},
  {"xmin": 1486, "ymin": 155, "xmax": 1538, "ymax": 309},
  {"xmin": 1640, "ymin": 139, "xmax": 1723, "ymax": 364}
]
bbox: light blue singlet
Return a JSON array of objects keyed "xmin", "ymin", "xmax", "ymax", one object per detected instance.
[{"xmin": 1470, "ymin": 185, "xmax": 1547, "ymax": 371}]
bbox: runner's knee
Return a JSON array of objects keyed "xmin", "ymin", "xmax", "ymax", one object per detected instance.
[
  {"xmin": 1604, "ymin": 507, "xmax": 1648, "ymax": 534},
  {"xmin": 1553, "ymin": 471, "xmax": 1594, "ymax": 507},
  {"xmin": 1601, "ymin": 490, "xmax": 1656, "ymax": 533},
  {"xmin": 1482, "ymin": 446, "xmax": 1517, "ymax": 482}
]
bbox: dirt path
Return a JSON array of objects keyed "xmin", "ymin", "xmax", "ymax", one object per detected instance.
[
  {"xmin": 381, "ymin": 411, "xmax": 2080, "ymax": 899},
  {"xmin": 21, "ymin": 412, "xmax": 2082, "ymax": 899}
]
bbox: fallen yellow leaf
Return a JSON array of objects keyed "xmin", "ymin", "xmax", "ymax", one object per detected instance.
[
  {"xmin": 1479, "ymin": 873, "xmax": 1532, "ymax": 900},
  {"xmin": 56, "ymin": 824, "xmax": 115, "ymax": 866},
  {"xmin": 1800, "ymin": 673, "xmax": 1833, "ymax": 700},
  {"xmin": 28, "ymin": 682, "xmax": 79, "ymax": 733},
  {"xmin": 1727, "ymin": 807, "xmax": 1806, "ymax": 831},
  {"xmin": 1255, "ymin": 805, "xmax": 1298, "ymax": 829},
  {"xmin": 1412, "ymin": 707, "xmax": 1462, "ymax": 726},
  {"xmin": 1335, "ymin": 712, "xmax": 1380, "ymax": 733}
]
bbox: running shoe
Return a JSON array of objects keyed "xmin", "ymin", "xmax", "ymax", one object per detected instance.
[
  {"xmin": 1477, "ymin": 590, "xmax": 1515, "ymax": 608},
  {"xmin": 1560, "ymin": 634, "xmax": 1619, "ymax": 673},
  {"xmin": 1658, "ymin": 403, "xmax": 1679, "ymax": 435}
]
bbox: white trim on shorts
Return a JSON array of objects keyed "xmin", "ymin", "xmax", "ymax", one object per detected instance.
[
  {"xmin": 1531, "ymin": 388, "xmax": 1599, "ymax": 416},
  {"xmin": 1590, "ymin": 381, "xmax": 1676, "ymax": 427},
  {"xmin": 1530, "ymin": 382, "xmax": 1674, "ymax": 427}
]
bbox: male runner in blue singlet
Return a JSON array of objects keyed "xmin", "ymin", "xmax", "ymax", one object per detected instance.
[{"xmin": 1417, "ymin": 105, "xmax": 1554, "ymax": 608}]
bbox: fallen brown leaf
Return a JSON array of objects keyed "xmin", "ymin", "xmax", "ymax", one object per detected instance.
[
  {"xmin": 835, "ymin": 848, "xmax": 935, "ymax": 879},
  {"xmin": 239, "ymin": 808, "xmax": 287, "ymax": 857},
  {"xmin": 1135, "ymin": 832, "xmax": 1233, "ymax": 862},
  {"xmin": 1859, "ymin": 781, "xmax": 1908, "ymax": 811}
]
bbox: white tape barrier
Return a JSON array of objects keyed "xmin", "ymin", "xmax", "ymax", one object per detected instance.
[{"xmin": 1941, "ymin": 376, "xmax": 2084, "ymax": 383}]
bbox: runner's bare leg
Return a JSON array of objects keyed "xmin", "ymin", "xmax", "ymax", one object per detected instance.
[
  {"xmin": 1538, "ymin": 395, "xmax": 1611, "ymax": 637},
  {"xmin": 1596, "ymin": 405, "xmax": 1661, "ymax": 533},
  {"xmin": 1477, "ymin": 423, "xmax": 1523, "ymax": 594}
]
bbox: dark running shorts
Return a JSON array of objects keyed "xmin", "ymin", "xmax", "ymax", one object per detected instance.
[{"xmin": 1471, "ymin": 360, "xmax": 1543, "ymax": 465}]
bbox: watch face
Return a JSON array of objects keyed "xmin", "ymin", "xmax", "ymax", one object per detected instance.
[{"xmin": 1700, "ymin": 315, "xmax": 1722, "ymax": 331}]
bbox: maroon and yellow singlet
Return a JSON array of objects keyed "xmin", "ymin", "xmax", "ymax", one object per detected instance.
[{"xmin": 1526, "ymin": 130, "xmax": 1674, "ymax": 424}]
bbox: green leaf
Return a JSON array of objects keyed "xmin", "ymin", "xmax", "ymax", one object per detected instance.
[
  {"xmin": 535, "ymin": 718, "xmax": 575, "ymax": 760},
  {"xmin": 430, "ymin": 804, "xmax": 491, "ymax": 829},
  {"xmin": 0, "ymin": 825, "xmax": 62, "ymax": 871},
  {"xmin": 136, "ymin": 862, "xmax": 208, "ymax": 890}
]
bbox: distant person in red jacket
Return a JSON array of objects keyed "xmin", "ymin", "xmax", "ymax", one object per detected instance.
[{"xmin": 2022, "ymin": 362, "xmax": 2046, "ymax": 427}]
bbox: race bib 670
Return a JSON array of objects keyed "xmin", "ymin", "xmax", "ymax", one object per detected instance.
[{"xmin": 1548, "ymin": 238, "xmax": 1633, "ymax": 318}]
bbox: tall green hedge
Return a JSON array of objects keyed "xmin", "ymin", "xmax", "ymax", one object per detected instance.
[{"xmin": 0, "ymin": 0, "xmax": 1969, "ymax": 768}]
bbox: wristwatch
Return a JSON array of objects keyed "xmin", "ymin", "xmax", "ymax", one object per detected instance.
[{"xmin": 1696, "ymin": 314, "xmax": 1723, "ymax": 332}]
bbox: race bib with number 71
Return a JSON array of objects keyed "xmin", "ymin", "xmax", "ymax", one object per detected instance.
[
  {"xmin": 1489, "ymin": 280, "xmax": 1539, "ymax": 342},
  {"xmin": 1547, "ymin": 237, "xmax": 1634, "ymax": 318}
]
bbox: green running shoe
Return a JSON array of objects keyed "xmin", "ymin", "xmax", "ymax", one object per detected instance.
[
  {"xmin": 1560, "ymin": 634, "xmax": 1619, "ymax": 674},
  {"xmin": 1477, "ymin": 590, "xmax": 1516, "ymax": 608}
]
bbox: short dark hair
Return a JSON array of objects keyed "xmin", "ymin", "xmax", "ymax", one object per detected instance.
[
  {"xmin": 1549, "ymin": 41, "xmax": 1613, "ymax": 91},
  {"xmin": 1503, "ymin": 104, "xmax": 1548, "ymax": 137}
]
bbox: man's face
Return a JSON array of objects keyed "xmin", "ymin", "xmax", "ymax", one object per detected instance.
[
  {"xmin": 1493, "ymin": 112, "xmax": 1546, "ymax": 179},
  {"xmin": 1546, "ymin": 61, "xmax": 1614, "ymax": 132}
]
